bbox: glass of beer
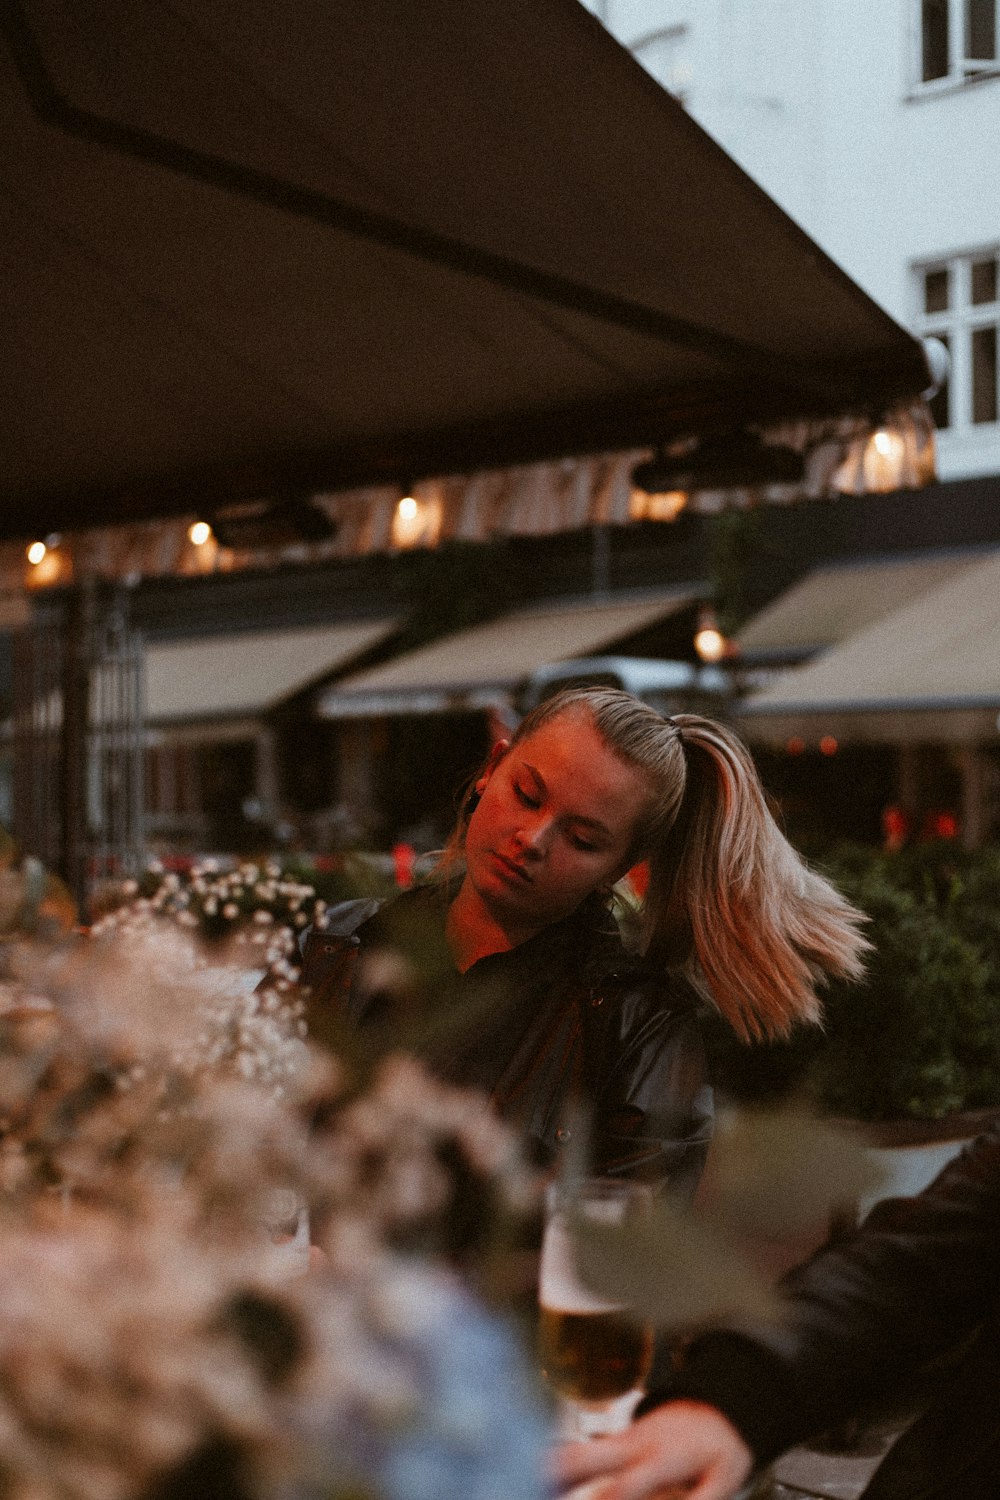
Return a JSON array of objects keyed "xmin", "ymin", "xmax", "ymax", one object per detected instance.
[{"xmin": 538, "ymin": 1178, "xmax": 654, "ymax": 1438}]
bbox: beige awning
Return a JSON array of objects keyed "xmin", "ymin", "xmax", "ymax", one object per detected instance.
[
  {"xmin": 737, "ymin": 552, "xmax": 980, "ymax": 660},
  {"xmin": 146, "ymin": 618, "xmax": 397, "ymax": 724},
  {"xmin": 318, "ymin": 591, "xmax": 697, "ymax": 717},
  {"xmin": 738, "ymin": 550, "xmax": 1000, "ymax": 745}
]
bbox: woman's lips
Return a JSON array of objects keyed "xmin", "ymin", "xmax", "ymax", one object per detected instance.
[{"xmin": 491, "ymin": 851, "xmax": 532, "ymax": 885}]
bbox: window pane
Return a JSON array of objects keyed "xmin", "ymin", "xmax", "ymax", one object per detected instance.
[
  {"xmin": 924, "ymin": 267, "xmax": 950, "ymax": 312},
  {"xmin": 929, "ymin": 332, "xmax": 951, "ymax": 428},
  {"xmin": 966, "ymin": 0, "xmax": 996, "ymax": 58},
  {"xmin": 971, "ymin": 257, "xmax": 998, "ymax": 304},
  {"xmin": 971, "ymin": 325, "xmax": 998, "ymax": 423},
  {"xmin": 923, "ymin": 0, "xmax": 950, "ymax": 77}
]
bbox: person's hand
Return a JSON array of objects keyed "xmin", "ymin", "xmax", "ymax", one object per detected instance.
[{"xmin": 548, "ymin": 1401, "xmax": 754, "ymax": 1500}]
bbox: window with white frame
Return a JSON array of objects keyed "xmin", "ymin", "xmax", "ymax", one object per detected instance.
[
  {"xmin": 915, "ymin": 251, "xmax": 999, "ymax": 431},
  {"xmin": 919, "ymin": 0, "xmax": 997, "ymax": 86}
]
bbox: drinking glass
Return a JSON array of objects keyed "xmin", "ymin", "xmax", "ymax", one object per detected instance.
[
  {"xmin": 538, "ymin": 1177, "xmax": 654, "ymax": 1438},
  {"xmin": 261, "ymin": 1188, "xmax": 311, "ymax": 1281}
]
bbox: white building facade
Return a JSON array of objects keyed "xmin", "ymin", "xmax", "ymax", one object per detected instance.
[{"xmin": 582, "ymin": 0, "xmax": 1000, "ymax": 482}]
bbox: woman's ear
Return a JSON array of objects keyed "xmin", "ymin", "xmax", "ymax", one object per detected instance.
[
  {"xmin": 477, "ymin": 737, "xmax": 510, "ymax": 790},
  {"xmin": 609, "ymin": 853, "xmax": 650, "ymax": 890}
]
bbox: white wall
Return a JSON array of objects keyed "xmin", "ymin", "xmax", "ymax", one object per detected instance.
[{"xmin": 588, "ymin": 0, "xmax": 1000, "ymax": 481}]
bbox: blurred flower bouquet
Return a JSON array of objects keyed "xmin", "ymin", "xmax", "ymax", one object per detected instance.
[{"xmin": 0, "ymin": 903, "xmax": 548, "ymax": 1500}]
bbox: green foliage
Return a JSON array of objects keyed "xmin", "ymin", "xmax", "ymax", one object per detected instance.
[
  {"xmin": 0, "ymin": 827, "xmax": 77, "ymax": 941},
  {"xmin": 707, "ymin": 506, "xmax": 769, "ymax": 634},
  {"xmin": 570, "ymin": 1188, "xmax": 779, "ymax": 1335},
  {"xmin": 277, "ymin": 853, "xmax": 396, "ymax": 906},
  {"xmin": 568, "ymin": 1109, "xmax": 881, "ymax": 1334},
  {"xmin": 708, "ymin": 842, "xmax": 1000, "ymax": 1122}
]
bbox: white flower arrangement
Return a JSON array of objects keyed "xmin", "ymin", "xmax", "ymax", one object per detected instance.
[
  {"xmin": 0, "ymin": 915, "xmax": 547, "ymax": 1500},
  {"xmin": 94, "ymin": 859, "xmax": 328, "ymax": 976}
]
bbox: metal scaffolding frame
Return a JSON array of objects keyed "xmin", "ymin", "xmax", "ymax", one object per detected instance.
[{"xmin": 13, "ymin": 584, "xmax": 145, "ymax": 915}]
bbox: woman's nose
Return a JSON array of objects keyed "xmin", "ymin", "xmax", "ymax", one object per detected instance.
[{"xmin": 515, "ymin": 813, "xmax": 554, "ymax": 857}]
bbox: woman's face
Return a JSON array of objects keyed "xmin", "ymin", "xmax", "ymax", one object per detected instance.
[{"xmin": 463, "ymin": 709, "xmax": 654, "ymax": 937}]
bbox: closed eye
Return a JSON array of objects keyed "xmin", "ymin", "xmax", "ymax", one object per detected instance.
[
  {"xmin": 563, "ymin": 828, "xmax": 611, "ymax": 852},
  {"xmin": 513, "ymin": 781, "xmax": 540, "ymax": 809}
]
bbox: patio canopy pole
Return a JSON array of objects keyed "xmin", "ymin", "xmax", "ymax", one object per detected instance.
[{"xmin": 59, "ymin": 579, "xmax": 94, "ymax": 919}]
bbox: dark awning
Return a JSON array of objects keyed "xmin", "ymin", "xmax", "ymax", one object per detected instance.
[{"xmin": 0, "ymin": 0, "xmax": 930, "ymax": 538}]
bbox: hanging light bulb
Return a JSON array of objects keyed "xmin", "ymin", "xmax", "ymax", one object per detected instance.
[
  {"xmin": 391, "ymin": 483, "xmax": 443, "ymax": 549},
  {"xmin": 694, "ymin": 604, "xmax": 728, "ymax": 663},
  {"xmin": 24, "ymin": 534, "xmax": 66, "ymax": 587},
  {"xmin": 861, "ymin": 427, "xmax": 908, "ymax": 492},
  {"xmin": 188, "ymin": 519, "xmax": 213, "ymax": 546}
]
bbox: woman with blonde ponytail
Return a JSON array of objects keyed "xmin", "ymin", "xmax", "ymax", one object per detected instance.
[{"xmin": 306, "ymin": 687, "xmax": 867, "ymax": 1195}]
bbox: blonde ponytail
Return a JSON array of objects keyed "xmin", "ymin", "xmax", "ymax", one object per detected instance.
[{"xmin": 643, "ymin": 714, "xmax": 869, "ymax": 1042}]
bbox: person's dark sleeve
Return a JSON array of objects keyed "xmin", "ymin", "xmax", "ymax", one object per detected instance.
[
  {"xmin": 585, "ymin": 979, "xmax": 713, "ymax": 1199},
  {"xmin": 638, "ymin": 1122, "xmax": 1000, "ymax": 1464}
]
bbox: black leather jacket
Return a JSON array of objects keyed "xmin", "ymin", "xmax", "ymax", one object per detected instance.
[
  {"xmin": 301, "ymin": 885, "xmax": 712, "ymax": 1197},
  {"xmin": 652, "ymin": 1120, "xmax": 1000, "ymax": 1499}
]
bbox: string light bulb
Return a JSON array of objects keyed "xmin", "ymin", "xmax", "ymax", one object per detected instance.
[
  {"xmin": 26, "ymin": 540, "xmax": 47, "ymax": 565},
  {"xmin": 188, "ymin": 520, "xmax": 213, "ymax": 546}
]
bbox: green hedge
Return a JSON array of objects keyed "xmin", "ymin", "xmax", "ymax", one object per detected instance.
[{"xmin": 707, "ymin": 842, "xmax": 1000, "ymax": 1122}]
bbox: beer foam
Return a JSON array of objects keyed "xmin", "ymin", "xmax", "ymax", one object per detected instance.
[{"xmin": 539, "ymin": 1213, "xmax": 624, "ymax": 1315}]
